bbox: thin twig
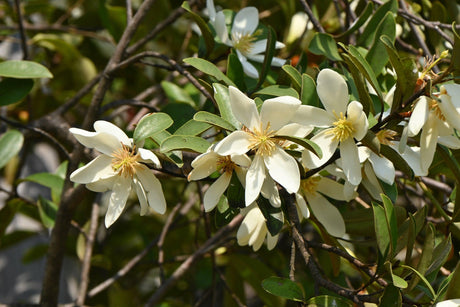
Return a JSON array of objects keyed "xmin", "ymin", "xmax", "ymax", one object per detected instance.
[
  {"xmin": 13, "ymin": 0, "xmax": 28, "ymax": 60},
  {"xmin": 299, "ymin": 0, "xmax": 325, "ymax": 33}
]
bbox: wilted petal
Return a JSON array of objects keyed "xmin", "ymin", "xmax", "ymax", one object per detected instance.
[
  {"xmin": 105, "ymin": 176, "xmax": 131, "ymax": 228},
  {"xmin": 214, "ymin": 131, "xmax": 253, "ymax": 156},
  {"xmin": 70, "ymin": 128, "xmax": 121, "ymax": 156},
  {"xmin": 302, "ymin": 129, "xmax": 338, "ymax": 169},
  {"xmin": 138, "ymin": 148, "xmax": 161, "ymax": 168},
  {"xmin": 204, "ymin": 172, "xmax": 232, "ymax": 212},
  {"xmin": 340, "ymin": 138, "xmax": 361, "ymax": 185},
  {"xmin": 420, "ymin": 114, "xmax": 438, "ymax": 174},
  {"xmin": 317, "ymin": 69, "xmax": 348, "ymax": 115},
  {"xmin": 260, "ymin": 96, "xmax": 301, "ymax": 131},
  {"xmin": 408, "ymin": 96, "xmax": 429, "ymax": 137},
  {"xmin": 228, "ymin": 86, "xmax": 260, "ymax": 129},
  {"xmin": 264, "ymin": 146, "xmax": 300, "ymax": 193},
  {"xmin": 136, "ymin": 166, "xmax": 166, "ymax": 214},
  {"xmin": 347, "ymin": 101, "xmax": 368, "ymax": 141},
  {"xmin": 70, "ymin": 155, "xmax": 115, "ymax": 184},
  {"xmin": 94, "ymin": 121, "xmax": 131, "ymax": 146},
  {"xmin": 307, "ymin": 192, "xmax": 346, "ymax": 237},
  {"xmin": 245, "ymin": 154, "xmax": 266, "ymax": 205},
  {"xmin": 292, "ymin": 105, "xmax": 334, "ymax": 128},
  {"xmin": 232, "ymin": 7, "xmax": 259, "ymax": 36}
]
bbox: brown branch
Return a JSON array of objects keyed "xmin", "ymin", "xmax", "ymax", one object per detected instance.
[
  {"xmin": 13, "ymin": 0, "xmax": 28, "ymax": 60},
  {"xmin": 299, "ymin": 0, "xmax": 325, "ymax": 33}
]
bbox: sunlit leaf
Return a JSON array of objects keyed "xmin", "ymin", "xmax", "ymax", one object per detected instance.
[
  {"xmin": 309, "ymin": 32, "xmax": 342, "ymax": 61},
  {"xmin": 0, "ymin": 60, "xmax": 53, "ymax": 78},
  {"xmin": 160, "ymin": 135, "xmax": 210, "ymax": 153},
  {"xmin": 366, "ymin": 12, "xmax": 396, "ymax": 75},
  {"xmin": 0, "ymin": 130, "xmax": 24, "ymax": 169},
  {"xmin": 161, "ymin": 80, "xmax": 196, "ymax": 105},
  {"xmin": 358, "ymin": 0, "xmax": 398, "ymax": 47},
  {"xmin": 306, "ymin": 295, "xmax": 353, "ymax": 307},
  {"xmin": 184, "ymin": 57, "xmax": 236, "ymax": 87},
  {"xmin": 22, "ymin": 172, "xmax": 64, "ymax": 204},
  {"xmin": 262, "ymin": 276, "xmax": 305, "ymax": 302},
  {"xmin": 255, "ymin": 85, "xmax": 299, "ymax": 99},
  {"xmin": 281, "ymin": 65, "xmax": 302, "ymax": 92},
  {"xmin": 213, "ymin": 83, "xmax": 240, "ymax": 129},
  {"xmin": 182, "ymin": 1, "xmax": 214, "ymax": 57},
  {"xmin": 174, "ymin": 119, "xmax": 212, "ymax": 136},
  {"xmin": 133, "ymin": 112, "xmax": 174, "ymax": 143},
  {"xmin": 193, "ymin": 110, "xmax": 236, "ymax": 131},
  {"xmin": 300, "ymin": 74, "xmax": 319, "ymax": 107}
]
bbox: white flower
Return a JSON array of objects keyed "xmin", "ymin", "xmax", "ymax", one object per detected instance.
[
  {"xmin": 286, "ymin": 12, "xmax": 312, "ymax": 45},
  {"xmin": 215, "ymin": 86, "xmax": 313, "ymax": 206},
  {"xmin": 188, "ymin": 144, "xmax": 251, "ymax": 212},
  {"xmin": 358, "ymin": 146, "xmax": 395, "ymax": 186},
  {"xmin": 295, "ymin": 68, "xmax": 369, "ymax": 185},
  {"xmin": 210, "ymin": 2, "xmax": 285, "ymax": 78},
  {"xmin": 69, "ymin": 121, "xmax": 167, "ymax": 228},
  {"xmin": 236, "ymin": 204, "xmax": 279, "ymax": 251},
  {"xmin": 435, "ymin": 299, "xmax": 460, "ymax": 307},
  {"xmin": 407, "ymin": 85, "xmax": 460, "ymax": 174},
  {"xmin": 296, "ymin": 174, "xmax": 351, "ymax": 237}
]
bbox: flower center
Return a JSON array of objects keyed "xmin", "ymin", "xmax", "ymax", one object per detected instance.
[
  {"xmin": 217, "ymin": 156, "xmax": 236, "ymax": 174},
  {"xmin": 328, "ymin": 112, "xmax": 355, "ymax": 142},
  {"xmin": 111, "ymin": 144, "xmax": 140, "ymax": 178},
  {"xmin": 429, "ymin": 99, "xmax": 446, "ymax": 121},
  {"xmin": 301, "ymin": 176, "xmax": 321, "ymax": 195},
  {"xmin": 376, "ymin": 129, "xmax": 397, "ymax": 145},
  {"xmin": 246, "ymin": 122, "xmax": 279, "ymax": 156},
  {"xmin": 232, "ymin": 30, "xmax": 261, "ymax": 56}
]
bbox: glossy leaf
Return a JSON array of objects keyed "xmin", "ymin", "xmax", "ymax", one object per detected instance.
[
  {"xmin": 274, "ymin": 135, "xmax": 322, "ymax": 159},
  {"xmin": 337, "ymin": 2, "xmax": 374, "ymax": 37},
  {"xmin": 227, "ymin": 53, "xmax": 246, "ymax": 91},
  {"xmin": 133, "ymin": 112, "xmax": 174, "ymax": 143},
  {"xmin": 182, "ymin": 1, "xmax": 214, "ymax": 57},
  {"xmin": 373, "ymin": 202, "xmax": 391, "ymax": 259},
  {"xmin": 261, "ymin": 276, "xmax": 305, "ymax": 302},
  {"xmin": 257, "ymin": 196, "xmax": 284, "ymax": 236},
  {"xmin": 306, "ymin": 295, "xmax": 353, "ymax": 307},
  {"xmin": 381, "ymin": 194, "xmax": 398, "ymax": 258},
  {"xmin": 212, "ymin": 83, "xmax": 240, "ymax": 129},
  {"xmin": 300, "ymin": 74, "xmax": 319, "ymax": 107},
  {"xmin": 150, "ymin": 130, "xmax": 183, "ymax": 167},
  {"xmin": 408, "ymin": 223, "xmax": 435, "ymax": 292},
  {"xmin": 226, "ymin": 172, "xmax": 245, "ymax": 208},
  {"xmin": 174, "ymin": 119, "xmax": 212, "ymax": 136},
  {"xmin": 215, "ymin": 195, "xmax": 239, "ymax": 227},
  {"xmin": 402, "ymin": 264, "xmax": 436, "ymax": 299},
  {"xmin": 0, "ymin": 78, "xmax": 34, "ymax": 106},
  {"xmin": 161, "ymin": 81, "xmax": 196, "ymax": 105},
  {"xmin": 193, "ymin": 110, "xmax": 236, "ymax": 131},
  {"xmin": 366, "ymin": 12, "xmax": 396, "ymax": 75},
  {"xmin": 281, "ymin": 65, "xmax": 302, "ymax": 92},
  {"xmin": 184, "ymin": 57, "xmax": 236, "ymax": 87},
  {"xmin": 37, "ymin": 196, "xmax": 58, "ymax": 228},
  {"xmin": 23, "ymin": 172, "xmax": 64, "ymax": 204},
  {"xmin": 309, "ymin": 32, "xmax": 342, "ymax": 61},
  {"xmin": 0, "ymin": 130, "xmax": 24, "ymax": 169},
  {"xmin": 160, "ymin": 135, "xmax": 210, "ymax": 153},
  {"xmin": 380, "ymin": 285, "xmax": 402, "ymax": 307},
  {"xmin": 358, "ymin": 0, "xmax": 398, "ymax": 47},
  {"xmin": 385, "ymin": 262, "xmax": 408, "ymax": 289},
  {"xmin": 255, "ymin": 26, "xmax": 276, "ymax": 89},
  {"xmin": 0, "ymin": 60, "xmax": 53, "ymax": 79},
  {"xmin": 445, "ymin": 261, "xmax": 460, "ymax": 299},
  {"xmin": 255, "ymin": 85, "xmax": 299, "ymax": 99}
]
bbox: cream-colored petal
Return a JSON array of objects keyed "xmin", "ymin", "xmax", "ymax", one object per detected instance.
[
  {"xmin": 133, "ymin": 177, "xmax": 149, "ymax": 215},
  {"xmin": 270, "ymin": 56, "xmax": 286, "ymax": 67},
  {"xmin": 105, "ymin": 176, "xmax": 131, "ymax": 228},
  {"xmin": 232, "ymin": 7, "xmax": 259, "ymax": 36},
  {"xmin": 264, "ymin": 146, "xmax": 300, "ymax": 193},
  {"xmin": 245, "ymin": 154, "xmax": 266, "ymax": 206},
  {"xmin": 69, "ymin": 128, "xmax": 122, "ymax": 156},
  {"xmin": 188, "ymin": 152, "xmax": 219, "ymax": 180},
  {"xmin": 93, "ymin": 120, "xmax": 131, "ymax": 146},
  {"xmin": 250, "ymin": 222, "xmax": 266, "ymax": 251},
  {"xmin": 391, "ymin": 142, "xmax": 427, "ymax": 177},
  {"xmin": 439, "ymin": 94, "xmax": 460, "ymax": 131},
  {"xmin": 228, "ymin": 86, "xmax": 260, "ymax": 129},
  {"xmin": 339, "ymin": 138, "xmax": 362, "ymax": 185},
  {"xmin": 206, "ymin": 0, "xmax": 216, "ymax": 22},
  {"xmin": 307, "ymin": 192, "xmax": 346, "ymax": 237},
  {"xmin": 136, "ymin": 166, "xmax": 166, "ymax": 214},
  {"xmin": 443, "ymin": 84, "xmax": 460, "ymax": 108},
  {"xmin": 317, "ymin": 69, "xmax": 348, "ymax": 115},
  {"xmin": 204, "ymin": 172, "xmax": 232, "ymax": 212},
  {"xmin": 368, "ymin": 152, "xmax": 395, "ymax": 185},
  {"xmin": 408, "ymin": 96, "xmax": 429, "ymax": 137},
  {"xmin": 70, "ymin": 155, "xmax": 115, "ymax": 184},
  {"xmin": 250, "ymin": 40, "xmax": 269, "ymax": 55},
  {"xmin": 138, "ymin": 148, "xmax": 161, "ymax": 168},
  {"xmin": 237, "ymin": 205, "xmax": 262, "ymax": 245},
  {"xmin": 302, "ymin": 129, "xmax": 338, "ymax": 169},
  {"xmin": 86, "ymin": 177, "xmax": 116, "ymax": 192},
  {"xmin": 438, "ymin": 135, "xmax": 460, "ymax": 149},
  {"xmin": 214, "ymin": 131, "xmax": 252, "ymax": 156},
  {"xmin": 435, "ymin": 299, "xmax": 460, "ymax": 307},
  {"xmin": 276, "ymin": 123, "xmax": 313, "ymax": 138},
  {"xmin": 316, "ymin": 177, "xmax": 348, "ymax": 201},
  {"xmin": 266, "ymin": 233, "xmax": 279, "ymax": 250},
  {"xmin": 347, "ymin": 101, "xmax": 368, "ymax": 141},
  {"xmin": 260, "ymin": 96, "xmax": 301, "ymax": 131},
  {"xmin": 231, "ymin": 153, "xmax": 252, "ymax": 168},
  {"xmin": 295, "ymin": 193, "xmax": 310, "ymax": 220},
  {"xmin": 215, "ymin": 11, "xmax": 230, "ymax": 45},
  {"xmin": 292, "ymin": 105, "xmax": 334, "ymax": 128},
  {"xmin": 362, "ymin": 162, "xmax": 383, "ymax": 200},
  {"xmin": 240, "ymin": 57, "xmax": 259, "ymax": 79},
  {"xmin": 420, "ymin": 114, "xmax": 439, "ymax": 175},
  {"xmin": 260, "ymin": 174, "xmax": 281, "ymax": 208}
]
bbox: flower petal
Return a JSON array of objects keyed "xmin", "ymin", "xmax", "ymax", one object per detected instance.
[
  {"xmin": 105, "ymin": 176, "xmax": 131, "ymax": 228},
  {"xmin": 215, "ymin": 11, "xmax": 230, "ymax": 45},
  {"xmin": 439, "ymin": 135, "xmax": 460, "ymax": 149},
  {"xmin": 188, "ymin": 152, "xmax": 219, "ymax": 180},
  {"xmin": 214, "ymin": 131, "xmax": 253, "ymax": 156},
  {"xmin": 266, "ymin": 233, "xmax": 279, "ymax": 250},
  {"xmin": 231, "ymin": 153, "xmax": 252, "ymax": 168},
  {"xmin": 69, "ymin": 128, "xmax": 122, "ymax": 156},
  {"xmin": 204, "ymin": 172, "xmax": 232, "ymax": 212},
  {"xmin": 420, "ymin": 113, "xmax": 438, "ymax": 175},
  {"xmin": 260, "ymin": 174, "xmax": 281, "ymax": 207},
  {"xmin": 245, "ymin": 154, "xmax": 266, "ymax": 206},
  {"xmin": 302, "ymin": 129, "xmax": 339, "ymax": 169},
  {"xmin": 86, "ymin": 177, "xmax": 116, "ymax": 192},
  {"xmin": 276, "ymin": 123, "xmax": 313, "ymax": 138},
  {"xmin": 307, "ymin": 192, "xmax": 346, "ymax": 237},
  {"xmin": 316, "ymin": 177, "xmax": 348, "ymax": 201},
  {"xmin": 368, "ymin": 152, "xmax": 395, "ymax": 185},
  {"xmin": 228, "ymin": 86, "xmax": 260, "ymax": 129},
  {"xmin": 260, "ymin": 96, "xmax": 301, "ymax": 131},
  {"xmin": 206, "ymin": 0, "xmax": 216, "ymax": 22},
  {"xmin": 408, "ymin": 96, "xmax": 429, "ymax": 136},
  {"xmin": 70, "ymin": 155, "xmax": 115, "ymax": 184},
  {"xmin": 94, "ymin": 121, "xmax": 131, "ymax": 146},
  {"xmin": 295, "ymin": 193, "xmax": 310, "ymax": 220},
  {"xmin": 138, "ymin": 148, "xmax": 161, "ymax": 168},
  {"xmin": 133, "ymin": 177, "xmax": 149, "ymax": 215},
  {"xmin": 347, "ymin": 101, "xmax": 368, "ymax": 141},
  {"xmin": 264, "ymin": 146, "xmax": 300, "ymax": 193},
  {"xmin": 240, "ymin": 57, "xmax": 259, "ymax": 79},
  {"xmin": 136, "ymin": 166, "xmax": 167, "ymax": 214},
  {"xmin": 232, "ymin": 7, "xmax": 259, "ymax": 36},
  {"xmin": 443, "ymin": 84, "xmax": 460, "ymax": 109},
  {"xmin": 317, "ymin": 69, "xmax": 348, "ymax": 115},
  {"xmin": 292, "ymin": 105, "xmax": 334, "ymax": 128},
  {"xmin": 339, "ymin": 138, "xmax": 362, "ymax": 185},
  {"xmin": 439, "ymin": 93, "xmax": 460, "ymax": 131}
]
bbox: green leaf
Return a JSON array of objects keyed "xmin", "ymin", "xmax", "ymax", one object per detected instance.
[
  {"xmin": 452, "ymin": 23, "xmax": 460, "ymax": 83},
  {"xmin": 381, "ymin": 194, "xmax": 398, "ymax": 257},
  {"xmin": 193, "ymin": 111, "xmax": 236, "ymax": 131},
  {"xmin": 300, "ymin": 73, "xmax": 319, "ymax": 107},
  {"xmin": 365, "ymin": 12, "xmax": 396, "ymax": 75},
  {"xmin": 226, "ymin": 172, "xmax": 245, "ymax": 208},
  {"xmin": 306, "ymin": 295, "xmax": 353, "ymax": 307},
  {"xmin": 274, "ymin": 135, "xmax": 322, "ymax": 159},
  {"xmin": 336, "ymin": 2, "xmax": 374, "ymax": 37},
  {"xmin": 161, "ymin": 81, "xmax": 196, "ymax": 105},
  {"xmin": 373, "ymin": 202, "xmax": 391, "ymax": 260},
  {"xmin": 385, "ymin": 262, "xmax": 408, "ymax": 289},
  {"xmin": 133, "ymin": 112, "xmax": 173, "ymax": 143},
  {"xmin": 150, "ymin": 130, "xmax": 183, "ymax": 167},
  {"xmin": 0, "ymin": 130, "xmax": 24, "ymax": 169},
  {"xmin": 358, "ymin": 0, "xmax": 398, "ymax": 47},
  {"xmin": 308, "ymin": 32, "xmax": 342, "ymax": 61},
  {"xmin": 160, "ymin": 135, "xmax": 210, "ymax": 153},
  {"xmin": 212, "ymin": 83, "xmax": 240, "ymax": 128},
  {"xmin": 261, "ymin": 277, "xmax": 305, "ymax": 302},
  {"xmin": 380, "ymin": 285, "xmax": 402, "ymax": 307},
  {"xmin": 215, "ymin": 195, "xmax": 239, "ymax": 227},
  {"xmin": 227, "ymin": 53, "xmax": 246, "ymax": 91},
  {"xmin": 281, "ymin": 65, "xmax": 302, "ymax": 92},
  {"xmin": 445, "ymin": 261, "xmax": 460, "ymax": 299},
  {"xmin": 254, "ymin": 85, "xmax": 299, "ymax": 99},
  {"xmin": 402, "ymin": 264, "xmax": 436, "ymax": 299},
  {"xmin": 342, "ymin": 55, "xmax": 374, "ymax": 115},
  {"xmin": 438, "ymin": 145, "xmax": 460, "ymax": 184},
  {"xmin": 0, "ymin": 230, "xmax": 36, "ymax": 250},
  {"xmin": 23, "ymin": 173, "xmax": 64, "ymax": 204},
  {"xmin": 174, "ymin": 119, "xmax": 212, "ymax": 136},
  {"xmin": 183, "ymin": 57, "xmax": 236, "ymax": 87},
  {"xmin": 182, "ymin": 1, "xmax": 214, "ymax": 57},
  {"xmin": 426, "ymin": 234, "xmax": 452, "ymax": 277},
  {"xmin": 255, "ymin": 26, "xmax": 276, "ymax": 88},
  {"xmin": 37, "ymin": 196, "xmax": 58, "ymax": 228},
  {"xmin": 257, "ymin": 196, "xmax": 284, "ymax": 236},
  {"xmin": 0, "ymin": 78, "xmax": 34, "ymax": 106},
  {"xmin": 22, "ymin": 243, "xmax": 49, "ymax": 263},
  {"xmin": 0, "ymin": 60, "xmax": 53, "ymax": 78}
]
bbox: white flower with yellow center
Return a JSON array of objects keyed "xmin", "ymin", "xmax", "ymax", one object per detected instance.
[
  {"xmin": 69, "ymin": 121, "xmax": 166, "ymax": 228},
  {"xmin": 295, "ymin": 174, "xmax": 350, "ymax": 237},
  {"xmin": 209, "ymin": 2, "xmax": 285, "ymax": 78},
  {"xmin": 408, "ymin": 84, "xmax": 460, "ymax": 174},
  {"xmin": 294, "ymin": 69, "xmax": 369, "ymax": 185},
  {"xmin": 214, "ymin": 86, "xmax": 313, "ymax": 207},
  {"xmin": 188, "ymin": 144, "xmax": 251, "ymax": 212},
  {"xmin": 236, "ymin": 204, "xmax": 279, "ymax": 251}
]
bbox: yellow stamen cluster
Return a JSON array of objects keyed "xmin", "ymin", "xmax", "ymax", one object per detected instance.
[
  {"xmin": 376, "ymin": 129, "xmax": 397, "ymax": 145},
  {"xmin": 217, "ymin": 156, "xmax": 236, "ymax": 174},
  {"xmin": 301, "ymin": 176, "xmax": 321, "ymax": 195},
  {"xmin": 328, "ymin": 112, "xmax": 355, "ymax": 142},
  {"xmin": 246, "ymin": 123, "xmax": 279, "ymax": 156},
  {"xmin": 111, "ymin": 144, "xmax": 140, "ymax": 178},
  {"xmin": 232, "ymin": 30, "xmax": 261, "ymax": 56},
  {"xmin": 429, "ymin": 99, "xmax": 446, "ymax": 121}
]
